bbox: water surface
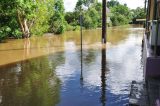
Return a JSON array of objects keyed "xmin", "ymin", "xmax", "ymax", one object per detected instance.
[{"xmin": 0, "ymin": 25, "xmax": 144, "ymax": 106}]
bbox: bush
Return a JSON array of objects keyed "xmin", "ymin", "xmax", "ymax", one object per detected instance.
[
  {"xmin": 12, "ymin": 29, "xmax": 23, "ymax": 39},
  {"xmin": 111, "ymin": 14, "xmax": 129, "ymax": 26},
  {"xmin": 66, "ymin": 24, "xmax": 80, "ymax": 31},
  {"xmin": 0, "ymin": 26, "xmax": 11, "ymax": 41}
]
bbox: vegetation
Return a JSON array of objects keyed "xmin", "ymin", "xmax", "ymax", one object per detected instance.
[
  {"xmin": 0, "ymin": 0, "xmax": 146, "ymax": 41},
  {"xmin": 0, "ymin": 0, "xmax": 54, "ymax": 40},
  {"xmin": 108, "ymin": 0, "xmax": 132, "ymax": 26},
  {"xmin": 131, "ymin": 7, "xmax": 146, "ymax": 24},
  {"xmin": 31, "ymin": 0, "xmax": 54, "ymax": 36},
  {"xmin": 49, "ymin": 0, "xmax": 66, "ymax": 34}
]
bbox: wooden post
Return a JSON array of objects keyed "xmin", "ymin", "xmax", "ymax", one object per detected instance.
[{"xmin": 102, "ymin": 0, "xmax": 107, "ymax": 44}]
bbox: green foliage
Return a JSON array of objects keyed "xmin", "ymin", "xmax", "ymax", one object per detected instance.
[
  {"xmin": 0, "ymin": 26, "xmax": 11, "ymax": 41},
  {"xmin": 31, "ymin": 0, "xmax": 54, "ymax": 36},
  {"xmin": 66, "ymin": 24, "xmax": 80, "ymax": 31},
  {"xmin": 65, "ymin": 12, "xmax": 79, "ymax": 25},
  {"xmin": 92, "ymin": 2, "xmax": 102, "ymax": 27},
  {"xmin": 83, "ymin": 15, "xmax": 93, "ymax": 29},
  {"xmin": 83, "ymin": 0, "xmax": 97, "ymax": 7},
  {"xmin": 83, "ymin": 8, "xmax": 99, "ymax": 29},
  {"xmin": 74, "ymin": 1, "xmax": 101, "ymax": 29},
  {"xmin": 131, "ymin": 7, "xmax": 146, "ymax": 24},
  {"xmin": 75, "ymin": 0, "xmax": 84, "ymax": 11},
  {"xmin": 107, "ymin": 0, "xmax": 120, "ymax": 8},
  {"xmin": 111, "ymin": 14, "xmax": 129, "ymax": 26},
  {"xmin": 0, "ymin": 0, "xmax": 36, "ymax": 39},
  {"xmin": 0, "ymin": 0, "xmax": 142, "ymax": 40},
  {"xmin": 0, "ymin": 0, "xmax": 55, "ymax": 40},
  {"xmin": 49, "ymin": 0, "xmax": 66, "ymax": 34},
  {"xmin": 75, "ymin": 0, "xmax": 98, "ymax": 10},
  {"xmin": 109, "ymin": 0, "xmax": 131, "ymax": 26},
  {"xmin": 132, "ymin": 7, "xmax": 146, "ymax": 19}
]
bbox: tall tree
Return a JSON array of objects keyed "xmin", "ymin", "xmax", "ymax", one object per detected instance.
[
  {"xmin": 31, "ymin": 0, "xmax": 54, "ymax": 35},
  {"xmin": 75, "ymin": 0, "xmax": 84, "ymax": 12},
  {"xmin": 107, "ymin": 0, "xmax": 119, "ymax": 8},
  {"xmin": 109, "ymin": 0, "xmax": 132, "ymax": 26},
  {"xmin": 16, "ymin": 0, "xmax": 36, "ymax": 38},
  {"xmin": 0, "ymin": 0, "xmax": 54, "ymax": 39},
  {"xmin": 75, "ymin": 0, "xmax": 98, "ymax": 11},
  {"xmin": 0, "ymin": 0, "xmax": 37, "ymax": 38},
  {"xmin": 49, "ymin": 0, "xmax": 66, "ymax": 34}
]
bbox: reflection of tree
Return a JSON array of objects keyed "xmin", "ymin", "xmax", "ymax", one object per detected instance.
[
  {"xmin": 23, "ymin": 38, "xmax": 31, "ymax": 58},
  {"xmin": 0, "ymin": 55, "xmax": 63, "ymax": 106}
]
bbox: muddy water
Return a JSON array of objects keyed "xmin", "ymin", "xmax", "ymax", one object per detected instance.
[
  {"xmin": 0, "ymin": 25, "xmax": 132, "ymax": 66},
  {"xmin": 0, "ymin": 25, "xmax": 144, "ymax": 106}
]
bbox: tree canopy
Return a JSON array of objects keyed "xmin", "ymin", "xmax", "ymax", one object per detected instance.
[
  {"xmin": 49, "ymin": 0, "xmax": 66, "ymax": 34},
  {"xmin": 0, "ymin": 0, "xmax": 146, "ymax": 41}
]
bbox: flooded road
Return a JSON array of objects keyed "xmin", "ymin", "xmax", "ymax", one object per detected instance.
[{"xmin": 0, "ymin": 25, "xmax": 144, "ymax": 106}]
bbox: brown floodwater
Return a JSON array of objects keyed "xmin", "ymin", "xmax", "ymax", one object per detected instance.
[
  {"xmin": 0, "ymin": 25, "xmax": 139, "ymax": 67},
  {"xmin": 0, "ymin": 25, "xmax": 144, "ymax": 106}
]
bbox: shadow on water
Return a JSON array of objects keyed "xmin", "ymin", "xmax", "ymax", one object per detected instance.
[
  {"xmin": 80, "ymin": 47, "xmax": 109, "ymax": 106},
  {"xmin": 100, "ymin": 48, "xmax": 107, "ymax": 106}
]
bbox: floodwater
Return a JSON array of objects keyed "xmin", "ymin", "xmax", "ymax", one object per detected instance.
[{"xmin": 0, "ymin": 25, "xmax": 144, "ymax": 106}]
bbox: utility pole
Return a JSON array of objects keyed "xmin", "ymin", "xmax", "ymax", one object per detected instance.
[{"xmin": 102, "ymin": 0, "xmax": 107, "ymax": 44}]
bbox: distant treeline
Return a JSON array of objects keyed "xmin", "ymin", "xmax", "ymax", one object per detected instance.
[{"xmin": 0, "ymin": 0, "xmax": 145, "ymax": 41}]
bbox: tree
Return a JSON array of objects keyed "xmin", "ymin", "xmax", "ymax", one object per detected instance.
[
  {"xmin": 131, "ymin": 7, "xmax": 146, "ymax": 24},
  {"xmin": 16, "ymin": 0, "xmax": 37, "ymax": 38},
  {"xmin": 109, "ymin": 0, "xmax": 131, "ymax": 26},
  {"xmin": 91, "ymin": 2, "xmax": 102, "ymax": 27},
  {"xmin": 75, "ymin": 0, "xmax": 98, "ymax": 11},
  {"xmin": 30, "ymin": 0, "xmax": 54, "ymax": 36},
  {"xmin": 0, "ymin": 0, "xmax": 37, "ymax": 38},
  {"xmin": 83, "ymin": 0, "xmax": 98, "ymax": 8},
  {"xmin": 107, "ymin": 0, "xmax": 119, "ymax": 8},
  {"xmin": 83, "ymin": 8, "xmax": 99, "ymax": 28},
  {"xmin": 75, "ymin": 0, "xmax": 84, "ymax": 12},
  {"xmin": 49, "ymin": 0, "xmax": 66, "ymax": 34},
  {"xmin": 65, "ymin": 12, "xmax": 79, "ymax": 25},
  {"xmin": 0, "ymin": 0, "xmax": 55, "ymax": 40}
]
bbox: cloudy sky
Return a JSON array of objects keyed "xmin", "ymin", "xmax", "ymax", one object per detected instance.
[{"xmin": 64, "ymin": 0, "xmax": 145, "ymax": 12}]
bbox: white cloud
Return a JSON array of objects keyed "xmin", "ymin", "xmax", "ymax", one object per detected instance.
[{"xmin": 64, "ymin": 0, "xmax": 144, "ymax": 12}]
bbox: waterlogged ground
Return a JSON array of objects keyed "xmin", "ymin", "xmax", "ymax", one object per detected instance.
[{"xmin": 0, "ymin": 25, "xmax": 144, "ymax": 106}]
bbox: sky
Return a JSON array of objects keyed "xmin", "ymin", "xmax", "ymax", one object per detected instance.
[{"xmin": 64, "ymin": 0, "xmax": 145, "ymax": 12}]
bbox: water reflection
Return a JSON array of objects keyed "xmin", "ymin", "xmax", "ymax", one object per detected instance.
[
  {"xmin": 0, "ymin": 56, "xmax": 62, "ymax": 106},
  {"xmin": 100, "ymin": 48, "xmax": 107, "ymax": 106},
  {"xmin": 0, "ymin": 25, "xmax": 144, "ymax": 106},
  {"xmin": 80, "ymin": 42, "xmax": 83, "ymax": 85},
  {"xmin": 0, "ymin": 25, "xmax": 140, "ymax": 66},
  {"xmin": 23, "ymin": 38, "xmax": 31, "ymax": 58}
]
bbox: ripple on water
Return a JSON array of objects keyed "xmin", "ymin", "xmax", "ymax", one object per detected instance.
[{"xmin": 0, "ymin": 25, "xmax": 144, "ymax": 106}]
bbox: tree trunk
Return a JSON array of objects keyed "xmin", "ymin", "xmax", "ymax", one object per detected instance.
[
  {"xmin": 23, "ymin": 19, "xmax": 30, "ymax": 38},
  {"xmin": 17, "ymin": 11, "xmax": 30, "ymax": 38}
]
